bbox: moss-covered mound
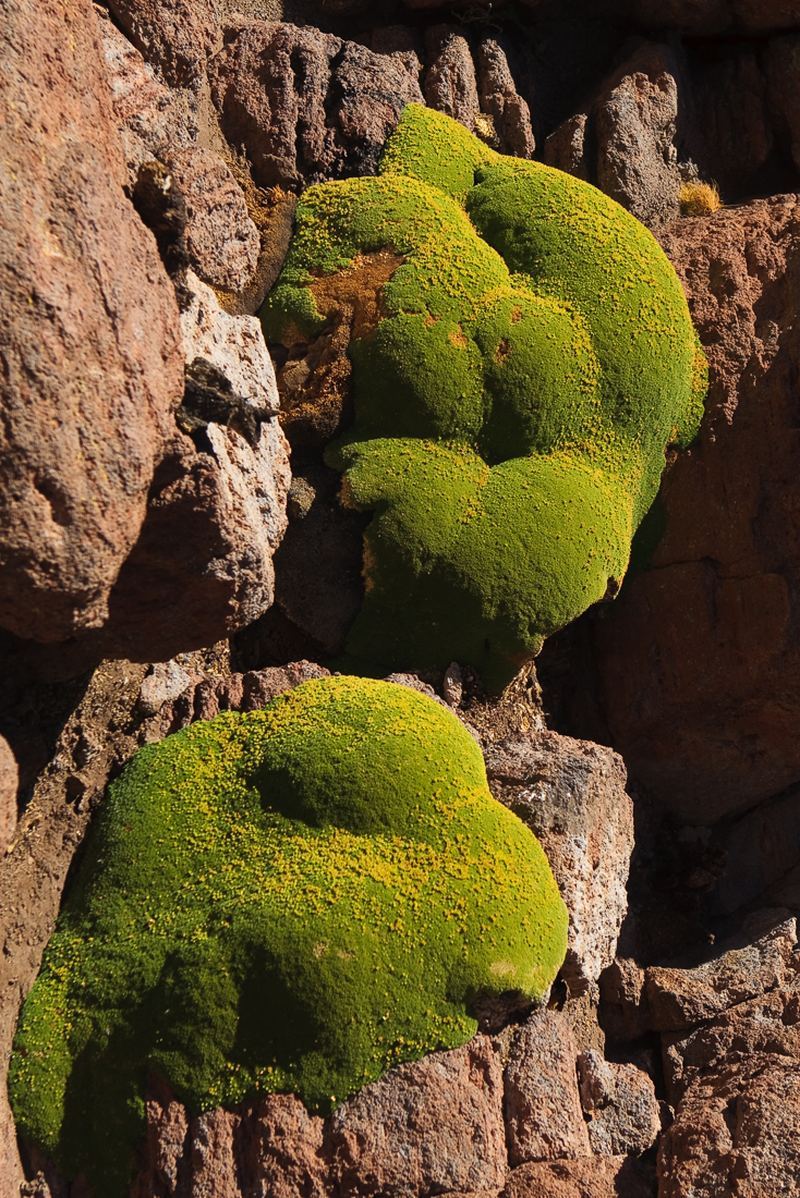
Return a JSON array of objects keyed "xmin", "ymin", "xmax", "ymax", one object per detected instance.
[
  {"xmin": 10, "ymin": 676, "xmax": 567, "ymax": 1195},
  {"xmin": 263, "ymin": 105, "xmax": 707, "ymax": 688}
]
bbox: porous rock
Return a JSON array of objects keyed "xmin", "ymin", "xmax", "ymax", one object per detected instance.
[
  {"xmin": 644, "ymin": 911, "xmax": 798, "ymax": 1032},
  {"xmin": 106, "ymin": 0, "xmax": 220, "ymax": 86},
  {"xmin": 0, "ymin": 0, "xmax": 183, "ymax": 644},
  {"xmin": 504, "ymin": 1009, "xmax": 591, "ymax": 1165},
  {"xmin": 329, "ymin": 1036, "xmax": 507, "ymax": 1197},
  {"xmin": 209, "ymin": 22, "xmax": 423, "ymax": 189},
  {"xmin": 0, "ymin": 736, "xmax": 18, "ymax": 848},
  {"xmin": 502, "ymin": 1155, "xmax": 651, "ymax": 1198},
  {"xmin": 658, "ymin": 1055, "xmax": 800, "ymax": 1197},
  {"xmin": 91, "ymin": 275, "xmax": 289, "ymax": 661},
  {"xmin": 577, "ymin": 1051, "xmax": 660, "ymax": 1157},
  {"xmin": 424, "ymin": 26, "xmax": 481, "ymax": 131},
  {"xmin": 594, "ymin": 196, "xmax": 800, "ymax": 821},
  {"xmin": 164, "ymin": 149, "xmax": 261, "ymax": 292},
  {"xmin": 485, "ymin": 733, "xmax": 633, "ymax": 992},
  {"xmin": 97, "ymin": 10, "xmax": 199, "ymax": 184},
  {"xmin": 545, "ymin": 43, "xmax": 681, "ymax": 229}
]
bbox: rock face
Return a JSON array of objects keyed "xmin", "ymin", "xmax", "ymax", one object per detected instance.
[
  {"xmin": 0, "ymin": 0, "xmax": 184, "ymax": 644},
  {"xmin": 91, "ymin": 275, "xmax": 290, "ymax": 661},
  {"xmin": 485, "ymin": 733, "xmax": 633, "ymax": 993},
  {"xmin": 504, "ymin": 1011, "xmax": 591, "ymax": 1165},
  {"xmin": 593, "ymin": 196, "xmax": 800, "ymax": 822},
  {"xmin": 546, "ymin": 44, "xmax": 681, "ymax": 229},
  {"xmin": 106, "ymin": 0, "xmax": 220, "ymax": 85},
  {"xmin": 209, "ymin": 23, "xmax": 424, "ymax": 189},
  {"xmin": 0, "ymin": 737, "xmax": 18, "ymax": 849},
  {"xmin": 577, "ymin": 1051, "xmax": 660, "ymax": 1157}
]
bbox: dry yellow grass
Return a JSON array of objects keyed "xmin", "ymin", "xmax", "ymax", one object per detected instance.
[{"xmin": 679, "ymin": 180, "xmax": 722, "ymax": 216}]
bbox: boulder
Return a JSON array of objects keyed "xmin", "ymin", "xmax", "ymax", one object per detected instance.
[
  {"xmin": 0, "ymin": 0, "xmax": 183, "ymax": 643},
  {"xmin": 329, "ymin": 1036, "xmax": 507, "ymax": 1196},
  {"xmin": 91, "ymin": 274, "xmax": 290, "ymax": 661},
  {"xmin": 504, "ymin": 1010, "xmax": 591, "ymax": 1165},
  {"xmin": 545, "ymin": 43, "xmax": 681, "ymax": 229},
  {"xmin": 593, "ymin": 196, "xmax": 800, "ymax": 822},
  {"xmin": 424, "ymin": 26, "xmax": 481, "ymax": 131},
  {"xmin": 164, "ymin": 149, "xmax": 260, "ymax": 292},
  {"xmin": 485, "ymin": 733, "xmax": 633, "ymax": 993},
  {"xmin": 577, "ymin": 1051, "xmax": 660, "ymax": 1157},
  {"xmin": 658, "ymin": 1055, "xmax": 800, "ymax": 1197},
  {"xmin": 105, "ymin": 0, "xmax": 220, "ymax": 85},
  {"xmin": 209, "ymin": 23, "xmax": 423, "ymax": 190}
]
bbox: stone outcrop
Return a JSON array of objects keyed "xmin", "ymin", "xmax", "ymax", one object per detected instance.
[
  {"xmin": 577, "ymin": 1051, "xmax": 660, "ymax": 1157},
  {"xmin": 485, "ymin": 733, "xmax": 633, "ymax": 993},
  {"xmin": 0, "ymin": 0, "xmax": 184, "ymax": 645},
  {"xmin": 105, "ymin": 0, "xmax": 220, "ymax": 85},
  {"xmin": 593, "ymin": 196, "xmax": 800, "ymax": 822},
  {"xmin": 89, "ymin": 274, "xmax": 290, "ymax": 662},
  {"xmin": 546, "ymin": 43, "xmax": 682, "ymax": 229}
]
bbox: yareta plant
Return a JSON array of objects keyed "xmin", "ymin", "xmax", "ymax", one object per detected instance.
[
  {"xmin": 10, "ymin": 677, "xmax": 568, "ymax": 1195},
  {"xmin": 263, "ymin": 105, "xmax": 707, "ymax": 689}
]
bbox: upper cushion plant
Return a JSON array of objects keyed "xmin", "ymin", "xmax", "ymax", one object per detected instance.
[
  {"xmin": 9, "ymin": 676, "xmax": 567, "ymax": 1195},
  {"xmin": 263, "ymin": 105, "xmax": 707, "ymax": 689}
]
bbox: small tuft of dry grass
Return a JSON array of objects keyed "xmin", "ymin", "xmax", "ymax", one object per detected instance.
[{"xmin": 679, "ymin": 180, "xmax": 722, "ymax": 216}]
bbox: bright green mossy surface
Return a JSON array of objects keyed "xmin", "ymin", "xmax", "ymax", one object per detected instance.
[
  {"xmin": 9, "ymin": 676, "xmax": 568, "ymax": 1196},
  {"xmin": 263, "ymin": 105, "xmax": 707, "ymax": 688}
]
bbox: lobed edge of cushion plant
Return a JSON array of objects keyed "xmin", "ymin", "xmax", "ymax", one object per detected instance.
[
  {"xmin": 263, "ymin": 104, "xmax": 707, "ymax": 690},
  {"xmin": 9, "ymin": 676, "xmax": 568, "ymax": 1196}
]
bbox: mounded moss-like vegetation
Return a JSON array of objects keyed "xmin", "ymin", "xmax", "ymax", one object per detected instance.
[
  {"xmin": 263, "ymin": 105, "xmax": 707, "ymax": 689},
  {"xmin": 9, "ymin": 676, "xmax": 568, "ymax": 1196}
]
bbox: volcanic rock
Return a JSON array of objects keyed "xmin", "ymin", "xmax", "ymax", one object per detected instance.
[
  {"xmin": 485, "ymin": 733, "xmax": 633, "ymax": 992},
  {"xmin": 0, "ymin": 0, "xmax": 183, "ymax": 644},
  {"xmin": 105, "ymin": 0, "xmax": 220, "ymax": 86},
  {"xmin": 577, "ymin": 1051, "xmax": 660, "ymax": 1157}
]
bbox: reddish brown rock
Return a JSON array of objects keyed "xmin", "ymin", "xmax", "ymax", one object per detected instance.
[
  {"xmin": 209, "ymin": 23, "xmax": 423, "ymax": 190},
  {"xmin": 577, "ymin": 1051, "xmax": 660, "ymax": 1157},
  {"xmin": 545, "ymin": 43, "xmax": 681, "ymax": 229},
  {"xmin": 97, "ymin": 10, "xmax": 199, "ymax": 184},
  {"xmin": 658, "ymin": 1055, "xmax": 800, "ymax": 1197},
  {"xmin": 485, "ymin": 734, "xmax": 632, "ymax": 993},
  {"xmin": 424, "ymin": 26, "xmax": 481, "ymax": 131},
  {"xmin": 502, "ymin": 1155, "xmax": 651, "ymax": 1198},
  {"xmin": 237, "ymin": 1094, "xmax": 328, "ymax": 1198},
  {"xmin": 662, "ymin": 983, "xmax": 800, "ymax": 1104},
  {"xmin": 106, "ymin": 0, "xmax": 220, "ymax": 85},
  {"xmin": 130, "ymin": 1079, "xmax": 188, "ymax": 1196},
  {"xmin": 165, "ymin": 149, "xmax": 260, "ymax": 292},
  {"xmin": 476, "ymin": 38, "xmax": 535, "ymax": 158},
  {"xmin": 0, "ymin": 0, "xmax": 183, "ymax": 644},
  {"xmin": 329, "ymin": 1036, "xmax": 507, "ymax": 1196},
  {"xmin": 504, "ymin": 1010, "xmax": 591, "ymax": 1166},
  {"xmin": 0, "ymin": 736, "xmax": 18, "ymax": 849},
  {"xmin": 644, "ymin": 911, "xmax": 797, "ymax": 1032},
  {"xmin": 594, "ymin": 196, "xmax": 800, "ymax": 822}
]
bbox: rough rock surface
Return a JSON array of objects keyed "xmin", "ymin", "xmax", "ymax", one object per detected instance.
[
  {"xmin": 97, "ymin": 10, "xmax": 199, "ymax": 183},
  {"xmin": 424, "ymin": 26, "xmax": 481, "ymax": 131},
  {"xmin": 577, "ymin": 1051, "xmax": 660, "ymax": 1157},
  {"xmin": 90, "ymin": 275, "xmax": 290, "ymax": 662},
  {"xmin": 106, "ymin": 0, "xmax": 221, "ymax": 85},
  {"xmin": 476, "ymin": 38, "xmax": 535, "ymax": 159},
  {"xmin": 165, "ymin": 148, "xmax": 261, "ymax": 292},
  {"xmin": 485, "ymin": 733, "xmax": 633, "ymax": 992},
  {"xmin": 0, "ymin": 0, "xmax": 183, "ymax": 644},
  {"xmin": 658, "ymin": 1055, "xmax": 800, "ymax": 1197},
  {"xmin": 0, "ymin": 737, "xmax": 18, "ymax": 849},
  {"xmin": 330, "ymin": 1036, "xmax": 507, "ymax": 1196},
  {"xmin": 502, "ymin": 1155, "xmax": 651, "ymax": 1198},
  {"xmin": 504, "ymin": 1010, "xmax": 591, "ymax": 1165},
  {"xmin": 545, "ymin": 43, "xmax": 681, "ymax": 229},
  {"xmin": 594, "ymin": 196, "xmax": 800, "ymax": 821},
  {"xmin": 209, "ymin": 23, "xmax": 424, "ymax": 189}
]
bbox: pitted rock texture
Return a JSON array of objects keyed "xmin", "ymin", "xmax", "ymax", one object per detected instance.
[
  {"xmin": 504, "ymin": 1010, "xmax": 591, "ymax": 1165},
  {"xmin": 83, "ymin": 275, "xmax": 289, "ymax": 662},
  {"xmin": 0, "ymin": 736, "xmax": 18, "ymax": 849},
  {"xmin": 658, "ymin": 1055, "xmax": 800, "ymax": 1197},
  {"xmin": 0, "ymin": 0, "xmax": 183, "ymax": 644},
  {"xmin": 97, "ymin": 10, "xmax": 199, "ymax": 184},
  {"xmin": 485, "ymin": 734, "xmax": 633, "ymax": 992},
  {"xmin": 209, "ymin": 23, "xmax": 424, "ymax": 190},
  {"xmin": 106, "ymin": 0, "xmax": 220, "ymax": 85},
  {"xmin": 545, "ymin": 43, "xmax": 681, "ymax": 229},
  {"xmin": 577, "ymin": 1051, "xmax": 660, "ymax": 1157},
  {"xmin": 164, "ymin": 149, "xmax": 261, "ymax": 292},
  {"xmin": 502, "ymin": 1155, "xmax": 652, "ymax": 1198},
  {"xmin": 593, "ymin": 196, "xmax": 800, "ymax": 821}
]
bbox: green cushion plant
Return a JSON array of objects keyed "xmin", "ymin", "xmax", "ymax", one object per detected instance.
[
  {"xmin": 263, "ymin": 105, "xmax": 707, "ymax": 689},
  {"xmin": 10, "ymin": 676, "xmax": 568, "ymax": 1195}
]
